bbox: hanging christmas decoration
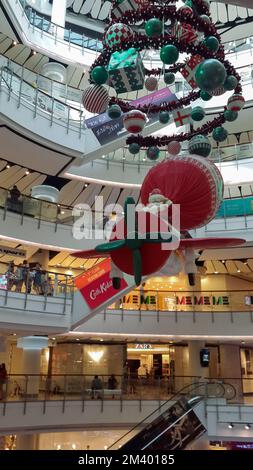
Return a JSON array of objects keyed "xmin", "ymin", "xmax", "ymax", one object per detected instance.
[
  {"xmin": 145, "ymin": 76, "xmax": 158, "ymax": 91},
  {"xmin": 87, "ymin": 0, "xmax": 243, "ymax": 148},
  {"xmin": 159, "ymin": 111, "xmax": 170, "ymax": 124},
  {"xmin": 212, "ymin": 126, "xmax": 228, "ymax": 142},
  {"xmin": 167, "ymin": 141, "xmax": 181, "ymax": 156},
  {"xmin": 147, "ymin": 146, "xmax": 160, "ymax": 160},
  {"xmin": 224, "ymin": 110, "xmax": 238, "ymax": 122},
  {"xmin": 82, "ymin": 85, "xmax": 109, "ymax": 114},
  {"xmin": 107, "ymin": 104, "xmax": 122, "ymax": 119},
  {"xmin": 91, "ymin": 66, "xmax": 109, "ymax": 85},
  {"xmin": 123, "ymin": 110, "xmax": 147, "ymax": 133},
  {"xmin": 188, "ymin": 135, "xmax": 212, "ymax": 157},
  {"xmin": 191, "ymin": 106, "xmax": 205, "ymax": 121}
]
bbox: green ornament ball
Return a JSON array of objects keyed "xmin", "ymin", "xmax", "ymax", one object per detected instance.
[
  {"xmin": 204, "ymin": 36, "xmax": 219, "ymax": 52},
  {"xmin": 189, "ymin": 135, "xmax": 212, "ymax": 157},
  {"xmin": 129, "ymin": 143, "xmax": 141, "ymax": 155},
  {"xmin": 191, "ymin": 106, "xmax": 205, "ymax": 121},
  {"xmin": 164, "ymin": 72, "xmax": 175, "ymax": 85},
  {"xmin": 224, "ymin": 110, "xmax": 238, "ymax": 122},
  {"xmin": 224, "ymin": 75, "xmax": 238, "ymax": 91},
  {"xmin": 200, "ymin": 91, "xmax": 212, "ymax": 101},
  {"xmin": 147, "ymin": 146, "xmax": 160, "ymax": 160},
  {"xmin": 160, "ymin": 45, "xmax": 179, "ymax": 65},
  {"xmin": 91, "ymin": 66, "xmax": 108, "ymax": 85},
  {"xmin": 159, "ymin": 111, "xmax": 170, "ymax": 124},
  {"xmin": 145, "ymin": 18, "xmax": 163, "ymax": 38},
  {"xmin": 212, "ymin": 127, "xmax": 228, "ymax": 142},
  {"xmin": 195, "ymin": 59, "xmax": 227, "ymax": 92},
  {"xmin": 107, "ymin": 104, "xmax": 122, "ymax": 119}
]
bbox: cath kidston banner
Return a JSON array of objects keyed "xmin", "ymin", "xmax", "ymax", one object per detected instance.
[{"xmin": 75, "ymin": 259, "xmax": 128, "ymax": 309}]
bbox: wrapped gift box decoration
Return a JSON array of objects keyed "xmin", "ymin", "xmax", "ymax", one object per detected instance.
[
  {"xmin": 108, "ymin": 47, "xmax": 145, "ymax": 94},
  {"xmin": 111, "ymin": 0, "xmax": 140, "ymax": 19},
  {"xmin": 172, "ymin": 22, "xmax": 200, "ymax": 45},
  {"xmin": 181, "ymin": 55, "xmax": 204, "ymax": 89}
]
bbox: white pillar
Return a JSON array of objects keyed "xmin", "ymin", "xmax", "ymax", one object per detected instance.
[
  {"xmin": 219, "ymin": 344, "xmax": 243, "ymax": 401},
  {"xmin": 17, "ymin": 336, "xmax": 48, "ymax": 398},
  {"xmin": 51, "ymin": 0, "xmax": 67, "ymax": 39},
  {"xmin": 16, "ymin": 434, "xmax": 38, "ymax": 450}
]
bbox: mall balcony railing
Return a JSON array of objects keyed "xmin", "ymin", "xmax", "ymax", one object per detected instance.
[
  {"xmin": 0, "ymin": 373, "xmax": 238, "ymax": 415},
  {"xmin": 14, "ymin": 0, "xmax": 103, "ymax": 53},
  {"xmin": 11, "ymin": 0, "xmax": 253, "ymax": 57},
  {"xmin": 0, "ymin": 184, "xmax": 253, "ymax": 236},
  {"xmin": 0, "ymin": 261, "xmax": 74, "ymax": 314},
  {"xmin": 0, "ymin": 63, "xmax": 84, "ymax": 137},
  {"xmin": 106, "ymin": 289, "xmax": 253, "ymax": 322}
]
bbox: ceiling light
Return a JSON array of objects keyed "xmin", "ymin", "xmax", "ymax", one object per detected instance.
[
  {"xmin": 52, "ymin": 337, "xmax": 56, "ymax": 341},
  {"xmin": 32, "ymin": 50, "xmax": 37, "ymax": 55},
  {"xmin": 100, "ymin": 338, "xmax": 104, "ymax": 342},
  {"xmin": 237, "ymin": 270, "xmax": 241, "ymax": 273},
  {"xmin": 214, "ymin": 271, "xmax": 218, "ymax": 274},
  {"xmin": 104, "ymin": 446, "xmax": 108, "ymax": 450},
  {"xmin": 56, "ymin": 444, "xmax": 61, "ymax": 450},
  {"xmin": 80, "ymin": 265, "xmax": 84, "ymax": 268},
  {"xmin": 228, "ymin": 423, "xmax": 234, "ymax": 429},
  {"xmin": 76, "ymin": 338, "xmax": 80, "ymax": 341},
  {"xmin": 25, "ymin": 170, "xmax": 30, "ymax": 175},
  {"xmin": 61, "ymin": 211, "xmax": 65, "ymax": 215},
  {"xmin": 241, "ymin": 341, "xmax": 245, "ymax": 344},
  {"xmin": 88, "ymin": 351, "xmax": 104, "ymax": 362},
  {"xmin": 84, "ymin": 183, "xmax": 88, "ymax": 187},
  {"xmin": 6, "ymin": 164, "xmax": 10, "ymax": 169},
  {"xmin": 244, "ymin": 262, "xmax": 248, "ymax": 265},
  {"xmin": 72, "ymin": 444, "xmax": 76, "ymax": 449},
  {"xmin": 245, "ymin": 424, "xmax": 251, "ymax": 430},
  {"xmin": 13, "ymin": 41, "xmax": 17, "ymax": 46},
  {"xmin": 222, "ymin": 260, "xmax": 225, "ymax": 264}
]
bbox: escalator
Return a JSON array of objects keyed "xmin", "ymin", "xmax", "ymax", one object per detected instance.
[{"xmin": 108, "ymin": 381, "xmax": 236, "ymax": 451}]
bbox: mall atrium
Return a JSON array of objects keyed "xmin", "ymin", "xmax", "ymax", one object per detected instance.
[{"xmin": 0, "ymin": 0, "xmax": 253, "ymax": 452}]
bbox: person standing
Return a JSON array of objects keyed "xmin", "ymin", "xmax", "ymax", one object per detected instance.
[{"xmin": 0, "ymin": 363, "xmax": 7, "ymax": 400}]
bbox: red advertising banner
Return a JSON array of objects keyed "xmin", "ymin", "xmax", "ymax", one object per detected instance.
[{"xmin": 75, "ymin": 259, "xmax": 128, "ymax": 309}]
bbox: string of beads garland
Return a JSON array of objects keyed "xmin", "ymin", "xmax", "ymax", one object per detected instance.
[{"xmin": 85, "ymin": 0, "xmax": 244, "ymax": 152}]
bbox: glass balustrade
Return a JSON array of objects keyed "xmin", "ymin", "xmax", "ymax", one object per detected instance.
[
  {"xmin": 0, "ymin": 64, "xmax": 84, "ymax": 134},
  {"xmin": 107, "ymin": 289, "xmax": 253, "ymax": 313},
  {"xmin": 14, "ymin": 0, "xmax": 253, "ymax": 57}
]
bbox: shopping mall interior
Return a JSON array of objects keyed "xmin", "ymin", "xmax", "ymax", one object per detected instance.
[{"xmin": 1, "ymin": 0, "xmax": 253, "ymax": 452}]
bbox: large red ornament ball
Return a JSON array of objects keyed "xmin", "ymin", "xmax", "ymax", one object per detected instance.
[
  {"xmin": 82, "ymin": 85, "xmax": 109, "ymax": 114},
  {"xmin": 145, "ymin": 76, "xmax": 158, "ymax": 92},
  {"xmin": 227, "ymin": 94, "xmax": 245, "ymax": 112},
  {"xmin": 123, "ymin": 110, "xmax": 147, "ymax": 133},
  {"xmin": 140, "ymin": 155, "xmax": 224, "ymax": 230},
  {"xmin": 110, "ymin": 211, "xmax": 171, "ymax": 277},
  {"xmin": 167, "ymin": 141, "xmax": 181, "ymax": 156}
]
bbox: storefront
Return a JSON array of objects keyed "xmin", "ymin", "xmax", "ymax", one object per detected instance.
[{"xmin": 126, "ymin": 343, "xmax": 175, "ymax": 379}]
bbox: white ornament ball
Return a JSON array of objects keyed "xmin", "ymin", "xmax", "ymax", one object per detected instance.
[
  {"xmin": 227, "ymin": 94, "xmax": 245, "ymax": 112},
  {"xmin": 82, "ymin": 85, "xmax": 109, "ymax": 114},
  {"xmin": 123, "ymin": 110, "xmax": 147, "ymax": 134},
  {"xmin": 168, "ymin": 141, "xmax": 181, "ymax": 156},
  {"xmin": 145, "ymin": 76, "xmax": 158, "ymax": 92}
]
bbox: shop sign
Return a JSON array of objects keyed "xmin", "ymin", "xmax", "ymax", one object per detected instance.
[
  {"xmin": 135, "ymin": 344, "xmax": 152, "ymax": 350},
  {"xmin": 75, "ymin": 259, "xmax": 128, "ymax": 309},
  {"xmin": 176, "ymin": 295, "xmax": 229, "ymax": 306},
  {"xmin": 123, "ymin": 294, "xmax": 157, "ymax": 305}
]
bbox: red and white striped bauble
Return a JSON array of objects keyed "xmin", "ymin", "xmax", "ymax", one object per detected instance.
[
  {"xmin": 167, "ymin": 140, "xmax": 181, "ymax": 156},
  {"xmin": 123, "ymin": 110, "xmax": 147, "ymax": 133},
  {"xmin": 227, "ymin": 94, "xmax": 245, "ymax": 112},
  {"xmin": 82, "ymin": 85, "xmax": 109, "ymax": 114},
  {"xmin": 145, "ymin": 76, "xmax": 158, "ymax": 92}
]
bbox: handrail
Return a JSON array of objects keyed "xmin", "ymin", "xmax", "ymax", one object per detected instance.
[
  {"xmin": 13, "ymin": 0, "xmax": 253, "ymax": 56},
  {"xmin": 16, "ymin": 0, "xmax": 103, "ymax": 52},
  {"xmin": 107, "ymin": 380, "xmax": 232, "ymax": 450},
  {"xmin": 0, "ymin": 63, "xmax": 84, "ymax": 133}
]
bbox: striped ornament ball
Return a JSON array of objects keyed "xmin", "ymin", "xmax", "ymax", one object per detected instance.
[
  {"xmin": 123, "ymin": 110, "xmax": 147, "ymax": 134},
  {"xmin": 82, "ymin": 85, "xmax": 109, "ymax": 114},
  {"xmin": 227, "ymin": 94, "xmax": 245, "ymax": 112}
]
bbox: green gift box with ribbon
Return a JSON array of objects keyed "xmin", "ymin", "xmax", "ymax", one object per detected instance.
[{"xmin": 108, "ymin": 47, "xmax": 145, "ymax": 94}]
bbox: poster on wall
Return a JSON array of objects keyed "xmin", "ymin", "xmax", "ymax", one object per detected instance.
[
  {"xmin": 84, "ymin": 87, "xmax": 178, "ymax": 145},
  {"xmin": 75, "ymin": 259, "xmax": 128, "ymax": 309}
]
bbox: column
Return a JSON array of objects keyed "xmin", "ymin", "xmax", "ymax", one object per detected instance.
[
  {"xmin": 188, "ymin": 341, "xmax": 210, "ymax": 396},
  {"xmin": 174, "ymin": 346, "xmax": 189, "ymax": 392},
  {"xmin": 17, "ymin": 336, "xmax": 48, "ymax": 398},
  {"xmin": 219, "ymin": 344, "xmax": 243, "ymax": 401},
  {"xmin": 16, "ymin": 434, "xmax": 39, "ymax": 450},
  {"xmin": 51, "ymin": 0, "xmax": 67, "ymax": 39}
]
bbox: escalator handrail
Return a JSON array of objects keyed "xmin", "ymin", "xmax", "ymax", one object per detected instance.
[{"xmin": 107, "ymin": 380, "xmax": 226, "ymax": 450}]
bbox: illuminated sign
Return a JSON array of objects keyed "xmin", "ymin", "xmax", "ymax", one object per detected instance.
[
  {"xmin": 176, "ymin": 296, "xmax": 229, "ymax": 306},
  {"xmin": 135, "ymin": 344, "xmax": 152, "ymax": 350}
]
